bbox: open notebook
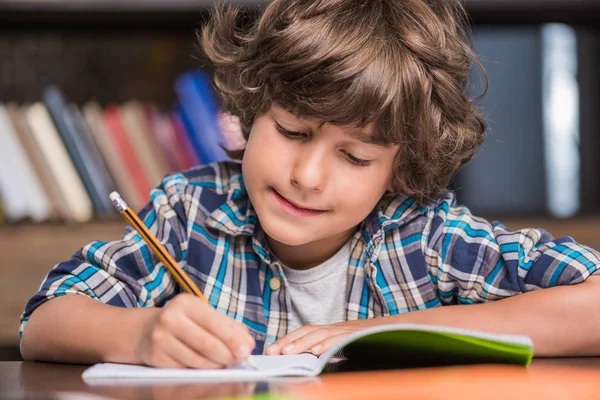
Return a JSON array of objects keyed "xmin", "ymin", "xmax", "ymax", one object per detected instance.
[{"xmin": 82, "ymin": 323, "xmax": 534, "ymax": 382}]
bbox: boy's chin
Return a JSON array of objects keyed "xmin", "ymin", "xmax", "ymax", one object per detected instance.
[{"xmin": 262, "ymin": 224, "xmax": 316, "ymax": 247}]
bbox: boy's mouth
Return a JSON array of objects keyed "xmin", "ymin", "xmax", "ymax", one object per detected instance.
[{"xmin": 270, "ymin": 188, "xmax": 327, "ymax": 217}]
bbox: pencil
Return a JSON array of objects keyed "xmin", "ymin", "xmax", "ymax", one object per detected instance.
[{"xmin": 109, "ymin": 191, "xmax": 258, "ymax": 370}]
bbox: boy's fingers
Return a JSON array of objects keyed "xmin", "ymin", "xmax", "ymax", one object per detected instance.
[
  {"xmin": 148, "ymin": 348, "xmax": 186, "ymax": 369},
  {"xmin": 188, "ymin": 305, "xmax": 254, "ymax": 360},
  {"xmin": 310, "ymin": 333, "xmax": 349, "ymax": 356},
  {"xmin": 235, "ymin": 321, "xmax": 256, "ymax": 348},
  {"xmin": 266, "ymin": 326, "xmax": 321, "ymax": 355},
  {"xmin": 165, "ymin": 335, "xmax": 224, "ymax": 369},
  {"xmin": 173, "ymin": 314, "xmax": 237, "ymax": 366},
  {"xmin": 280, "ymin": 327, "xmax": 335, "ymax": 355}
]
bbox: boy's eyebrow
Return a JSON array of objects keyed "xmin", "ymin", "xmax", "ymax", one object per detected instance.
[
  {"xmin": 347, "ymin": 128, "xmax": 386, "ymax": 145},
  {"xmin": 312, "ymin": 117, "xmax": 389, "ymax": 146}
]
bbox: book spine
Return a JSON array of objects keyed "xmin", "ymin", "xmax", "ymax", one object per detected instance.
[
  {"xmin": 104, "ymin": 105, "xmax": 153, "ymax": 205},
  {"xmin": 171, "ymin": 107, "xmax": 202, "ymax": 169},
  {"xmin": 43, "ymin": 86, "xmax": 114, "ymax": 216},
  {"xmin": 69, "ymin": 103, "xmax": 118, "ymax": 208},
  {"xmin": 174, "ymin": 71, "xmax": 228, "ymax": 165},
  {"xmin": 25, "ymin": 102, "xmax": 94, "ymax": 223},
  {"xmin": 119, "ymin": 101, "xmax": 169, "ymax": 185},
  {"xmin": 82, "ymin": 102, "xmax": 145, "ymax": 212},
  {"xmin": 0, "ymin": 104, "xmax": 49, "ymax": 222},
  {"xmin": 6, "ymin": 104, "xmax": 61, "ymax": 221}
]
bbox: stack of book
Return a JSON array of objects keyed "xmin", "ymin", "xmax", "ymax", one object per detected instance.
[{"xmin": 0, "ymin": 71, "xmax": 244, "ymax": 224}]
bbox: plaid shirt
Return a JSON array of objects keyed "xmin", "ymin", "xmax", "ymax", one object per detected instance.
[{"xmin": 21, "ymin": 161, "xmax": 600, "ymax": 354}]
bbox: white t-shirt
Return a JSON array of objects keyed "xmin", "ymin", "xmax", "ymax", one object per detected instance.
[{"xmin": 281, "ymin": 242, "xmax": 350, "ymax": 332}]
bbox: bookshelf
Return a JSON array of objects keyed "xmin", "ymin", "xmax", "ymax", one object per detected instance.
[
  {"xmin": 2, "ymin": 0, "xmax": 600, "ymax": 361},
  {"xmin": 2, "ymin": 0, "xmax": 600, "ymax": 27}
]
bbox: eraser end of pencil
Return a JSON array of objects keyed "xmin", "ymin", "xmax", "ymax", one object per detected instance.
[
  {"xmin": 109, "ymin": 192, "xmax": 120, "ymax": 202},
  {"xmin": 109, "ymin": 191, "xmax": 128, "ymax": 212}
]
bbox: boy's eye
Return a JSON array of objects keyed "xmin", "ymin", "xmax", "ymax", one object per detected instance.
[
  {"xmin": 341, "ymin": 150, "xmax": 372, "ymax": 167},
  {"xmin": 275, "ymin": 122, "xmax": 306, "ymax": 139},
  {"xmin": 275, "ymin": 121, "xmax": 371, "ymax": 167}
]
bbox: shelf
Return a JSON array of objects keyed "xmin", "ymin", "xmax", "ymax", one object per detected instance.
[
  {"xmin": 0, "ymin": 0, "xmax": 269, "ymax": 12},
  {"xmin": 1, "ymin": 216, "xmax": 599, "ymax": 346},
  {"xmin": 0, "ymin": 221, "xmax": 126, "ymax": 344},
  {"xmin": 2, "ymin": 0, "xmax": 600, "ymax": 28},
  {"xmin": 0, "ymin": 0, "xmax": 597, "ymax": 12}
]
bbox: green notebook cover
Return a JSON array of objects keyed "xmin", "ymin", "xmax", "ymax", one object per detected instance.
[{"xmin": 320, "ymin": 323, "xmax": 533, "ymax": 373}]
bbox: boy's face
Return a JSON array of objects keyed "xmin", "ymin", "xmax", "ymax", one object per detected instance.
[{"xmin": 242, "ymin": 104, "xmax": 399, "ymax": 267}]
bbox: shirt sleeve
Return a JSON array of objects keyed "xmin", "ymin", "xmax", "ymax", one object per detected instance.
[
  {"xmin": 19, "ymin": 177, "xmax": 190, "ymax": 337},
  {"xmin": 423, "ymin": 198, "xmax": 600, "ymax": 305}
]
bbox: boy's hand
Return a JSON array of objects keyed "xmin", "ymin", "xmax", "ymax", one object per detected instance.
[
  {"xmin": 265, "ymin": 320, "xmax": 373, "ymax": 356},
  {"xmin": 136, "ymin": 293, "xmax": 255, "ymax": 369}
]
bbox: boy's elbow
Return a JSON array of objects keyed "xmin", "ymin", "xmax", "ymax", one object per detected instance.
[
  {"xmin": 19, "ymin": 324, "xmax": 37, "ymax": 361},
  {"xmin": 18, "ymin": 302, "xmax": 56, "ymax": 362}
]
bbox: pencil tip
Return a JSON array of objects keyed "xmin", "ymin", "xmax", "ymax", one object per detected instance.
[{"xmin": 246, "ymin": 356, "xmax": 259, "ymax": 370}]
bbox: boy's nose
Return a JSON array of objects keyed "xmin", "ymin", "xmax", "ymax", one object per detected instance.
[{"xmin": 290, "ymin": 149, "xmax": 327, "ymax": 192}]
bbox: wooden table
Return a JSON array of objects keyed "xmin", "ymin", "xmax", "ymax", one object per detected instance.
[{"xmin": 2, "ymin": 358, "xmax": 600, "ymax": 400}]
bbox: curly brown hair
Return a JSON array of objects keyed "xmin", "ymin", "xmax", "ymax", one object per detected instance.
[{"xmin": 199, "ymin": 0, "xmax": 487, "ymax": 205}]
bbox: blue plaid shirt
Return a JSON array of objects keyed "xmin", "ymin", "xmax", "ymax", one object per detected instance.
[{"xmin": 20, "ymin": 161, "xmax": 600, "ymax": 354}]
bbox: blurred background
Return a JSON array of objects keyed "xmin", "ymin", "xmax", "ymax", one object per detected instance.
[{"xmin": 1, "ymin": 0, "xmax": 600, "ymax": 361}]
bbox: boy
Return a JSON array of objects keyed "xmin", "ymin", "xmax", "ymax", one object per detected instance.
[{"xmin": 20, "ymin": 0, "xmax": 600, "ymax": 369}]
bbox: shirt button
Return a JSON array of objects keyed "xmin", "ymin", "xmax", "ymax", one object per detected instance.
[{"xmin": 269, "ymin": 277, "xmax": 281, "ymax": 291}]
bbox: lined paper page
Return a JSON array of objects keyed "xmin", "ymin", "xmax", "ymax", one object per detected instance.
[{"xmin": 82, "ymin": 354, "xmax": 320, "ymax": 382}]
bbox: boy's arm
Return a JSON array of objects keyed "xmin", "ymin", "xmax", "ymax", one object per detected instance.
[
  {"xmin": 379, "ymin": 275, "xmax": 600, "ymax": 356},
  {"xmin": 21, "ymin": 290, "xmax": 254, "ymax": 367},
  {"xmin": 412, "ymin": 204, "xmax": 600, "ymax": 355},
  {"xmin": 20, "ymin": 294, "xmax": 159, "ymax": 364},
  {"xmin": 20, "ymin": 178, "xmax": 186, "ymax": 361},
  {"xmin": 21, "ymin": 170, "xmax": 255, "ymax": 367},
  {"xmin": 20, "ymin": 190, "xmax": 184, "ymax": 333},
  {"xmin": 268, "ymin": 200, "xmax": 600, "ymax": 357},
  {"xmin": 268, "ymin": 275, "xmax": 600, "ymax": 357}
]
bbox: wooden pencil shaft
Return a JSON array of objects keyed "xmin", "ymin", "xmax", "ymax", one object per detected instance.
[
  {"xmin": 112, "ymin": 193, "xmax": 257, "ymax": 369},
  {"xmin": 122, "ymin": 207, "xmax": 207, "ymax": 301}
]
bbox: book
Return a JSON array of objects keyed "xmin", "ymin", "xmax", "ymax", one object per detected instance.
[
  {"xmin": 104, "ymin": 105, "xmax": 153, "ymax": 205},
  {"xmin": 119, "ymin": 101, "xmax": 169, "ymax": 185},
  {"xmin": 43, "ymin": 86, "xmax": 114, "ymax": 217},
  {"xmin": 81, "ymin": 323, "xmax": 533, "ymax": 382},
  {"xmin": 18, "ymin": 103, "xmax": 74, "ymax": 222},
  {"xmin": 170, "ymin": 107, "xmax": 201, "ymax": 169},
  {"xmin": 145, "ymin": 104, "xmax": 182, "ymax": 173},
  {"xmin": 174, "ymin": 71, "xmax": 229, "ymax": 164},
  {"xmin": 0, "ymin": 104, "xmax": 51, "ymax": 222},
  {"xmin": 69, "ymin": 103, "xmax": 117, "ymax": 218},
  {"xmin": 82, "ymin": 102, "xmax": 144, "ymax": 212},
  {"xmin": 6, "ymin": 103, "xmax": 61, "ymax": 221},
  {"xmin": 24, "ymin": 102, "xmax": 94, "ymax": 223}
]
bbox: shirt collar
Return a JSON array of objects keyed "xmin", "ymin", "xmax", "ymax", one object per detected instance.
[
  {"xmin": 202, "ymin": 173, "xmax": 274, "ymax": 264},
  {"xmin": 203, "ymin": 174, "xmax": 259, "ymax": 237},
  {"xmin": 359, "ymin": 194, "xmax": 434, "ymax": 261}
]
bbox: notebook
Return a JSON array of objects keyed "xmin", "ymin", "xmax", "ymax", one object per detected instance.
[{"xmin": 82, "ymin": 323, "xmax": 533, "ymax": 382}]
